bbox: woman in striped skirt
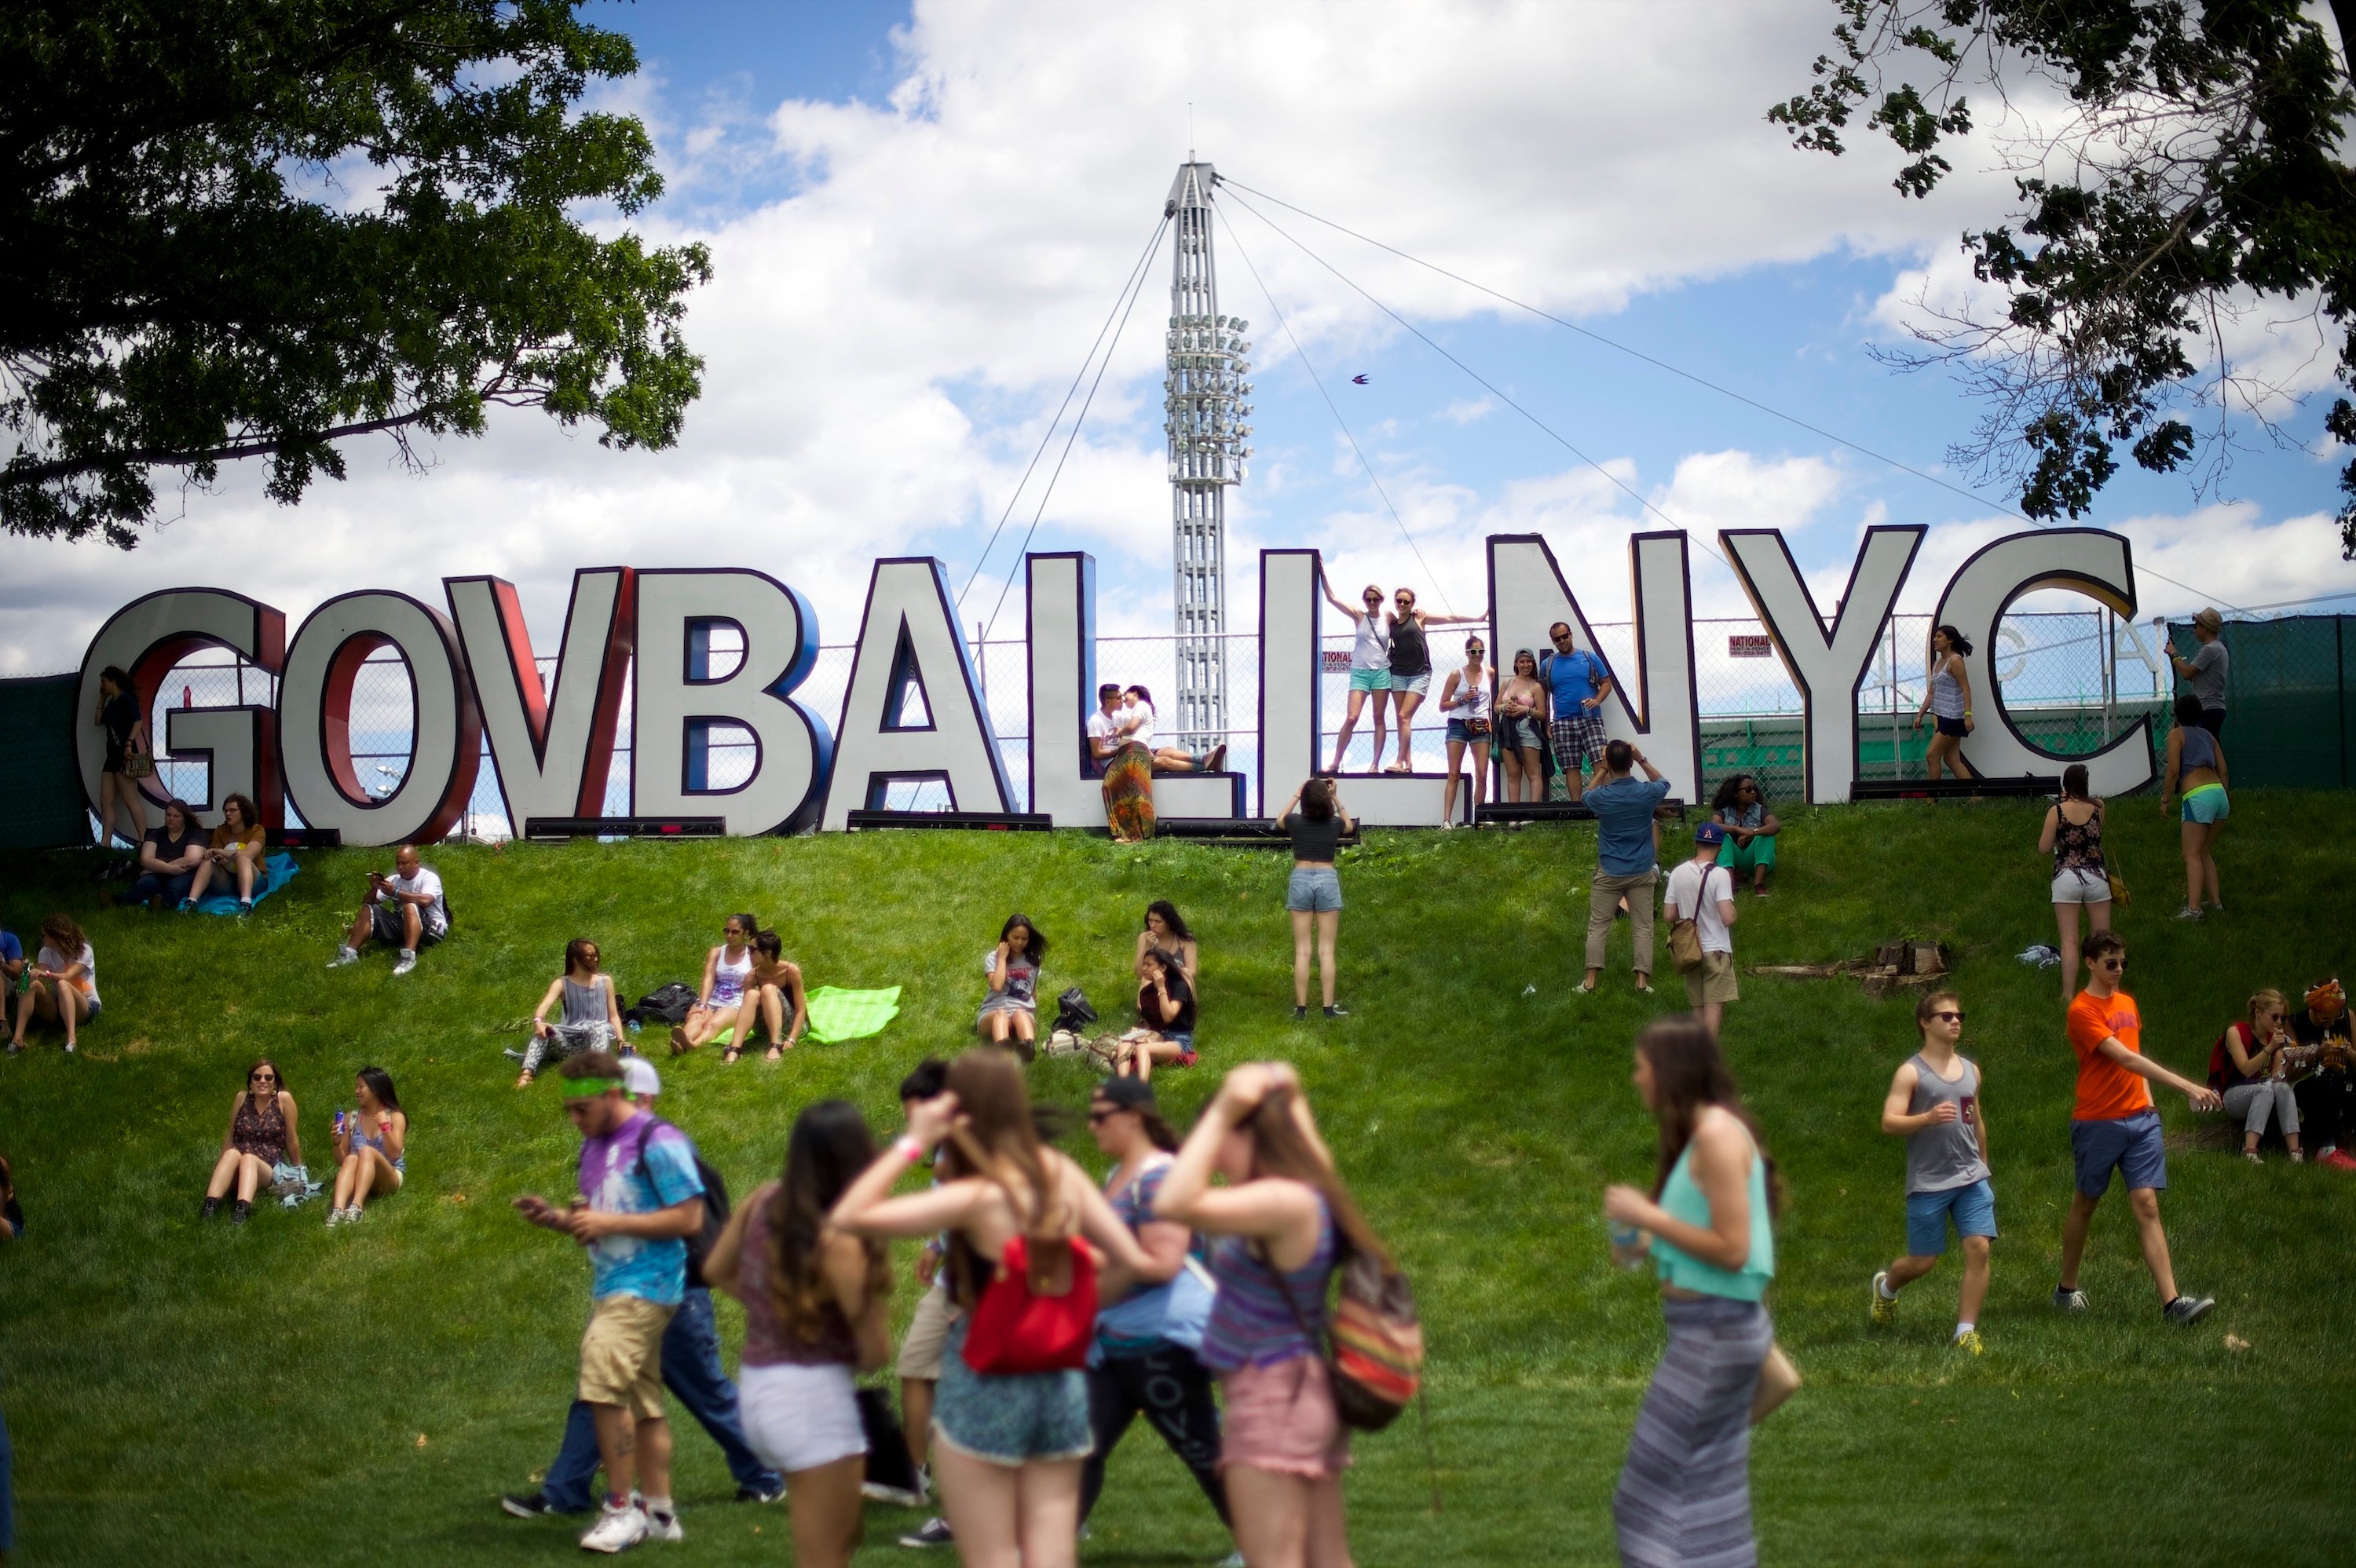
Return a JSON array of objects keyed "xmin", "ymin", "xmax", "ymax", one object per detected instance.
[{"xmin": 1604, "ymin": 1018, "xmax": 1780, "ymax": 1568}]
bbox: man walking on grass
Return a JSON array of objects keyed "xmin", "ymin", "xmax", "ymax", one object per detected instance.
[
  {"xmin": 1663, "ymin": 821, "xmax": 1739, "ymax": 1035},
  {"xmin": 1579, "ymin": 739, "xmax": 1668, "ymax": 995},
  {"xmin": 1871, "ymin": 989, "xmax": 1995, "ymax": 1354},
  {"xmin": 514, "ymin": 1051, "xmax": 707, "ymax": 1554},
  {"xmin": 2056, "ymin": 932, "xmax": 2220, "ymax": 1325}
]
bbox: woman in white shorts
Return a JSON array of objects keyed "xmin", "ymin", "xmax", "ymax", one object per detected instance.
[
  {"xmin": 2036, "ymin": 763, "xmax": 2113, "ymax": 1005},
  {"xmin": 705, "ymin": 1100, "xmax": 892, "ymax": 1568}
]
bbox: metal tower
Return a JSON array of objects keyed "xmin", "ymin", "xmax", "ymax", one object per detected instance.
[{"xmin": 1162, "ymin": 161, "xmax": 1251, "ymax": 754}]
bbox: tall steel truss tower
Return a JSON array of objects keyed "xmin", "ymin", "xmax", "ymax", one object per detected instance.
[{"xmin": 1162, "ymin": 161, "xmax": 1251, "ymax": 754}]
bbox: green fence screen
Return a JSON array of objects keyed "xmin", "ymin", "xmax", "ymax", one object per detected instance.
[
  {"xmin": 2168, "ymin": 615, "xmax": 2354, "ymax": 790},
  {"xmin": 0, "ymin": 674, "xmax": 92, "ymax": 849}
]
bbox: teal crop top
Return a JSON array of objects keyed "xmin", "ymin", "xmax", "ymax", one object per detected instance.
[{"xmin": 1650, "ymin": 1128, "xmax": 1775, "ymax": 1301}]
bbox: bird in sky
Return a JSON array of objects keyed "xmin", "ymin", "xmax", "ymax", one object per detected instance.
[{"xmin": 1351, "ymin": 373, "xmax": 1370, "ymax": 385}]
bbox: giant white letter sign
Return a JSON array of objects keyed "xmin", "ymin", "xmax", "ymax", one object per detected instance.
[
  {"xmin": 1488, "ymin": 532, "xmax": 1704, "ymax": 803},
  {"xmin": 75, "ymin": 589, "xmax": 287, "ymax": 826},
  {"xmin": 1721, "ymin": 526, "xmax": 1924, "ymax": 803},
  {"xmin": 823, "ymin": 558, "xmax": 1012, "ymax": 830},
  {"xmin": 279, "ymin": 591, "xmax": 482, "ymax": 846},
  {"xmin": 447, "ymin": 569, "xmax": 636, "ymax": 835},
  {"xmin": 634, "ymin": 568, "xmax": 831, "ymax": 835},
  {"xmin": 1933, "ymin": 528, "xmax": 2156, "ymax": 795}
]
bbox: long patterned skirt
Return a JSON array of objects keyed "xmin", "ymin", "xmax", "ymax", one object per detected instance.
[
  {"xmin": 1613, "ymin": 1295, "xmax": 1771, "ymax": 1568},
  {"xmin": 1103, "ymin": 744, "xmax": 1156, "ymax": 842}
]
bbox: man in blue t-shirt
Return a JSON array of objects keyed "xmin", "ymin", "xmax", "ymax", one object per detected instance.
[
  {"xmin": 1540, "ymin": 622, "xmax": 1614, "ymax": 801},
  {"xmin": 1581, "ymin": 739, "xmax": 1670, "ymax": 994},
  {"xmin": 516, "ymin": 1051, "xmax": 706, "ymax": 1554}
]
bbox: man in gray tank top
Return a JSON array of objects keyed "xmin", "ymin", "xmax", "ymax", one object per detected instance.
[{"xmin": 1868, "ymin": 989, "xmax": 1996, "ymax": 1354}]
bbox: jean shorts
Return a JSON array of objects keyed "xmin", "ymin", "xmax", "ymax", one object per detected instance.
[
  {"xmin": 931, "ymin": 1318, "xmax": 1092, "ymax": 1467},
  {"xmin": 1286, "ymin": 866, "xmax": 1342, "ymax": 912},
  {"xmin": 1392, "ymin": 671, "xmax": 1432, "ymax": 697},
  {"xmin": 2182, "ymin": 784, "xmax": 2230, "ymax": 824},
  {"xmin": 1445, "ymin": 719, "xmax": 1491, "ymax": 745},
  {"xmin": 1905, "ymin": 1178, "xmax": 1998, "ymax": 1255},
  {"xmin": 1346, "ymin": 667, "xmax": 1391, "ymax": 693},
  {"xmin": 2071, "ymin": 1109, "xmax": 2167, "ymax": 1197}
]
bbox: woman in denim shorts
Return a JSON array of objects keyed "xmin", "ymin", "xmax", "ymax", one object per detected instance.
[{"xmin": 1274, "ymin": 778, "xmax": 1353, "ymax": 1021}]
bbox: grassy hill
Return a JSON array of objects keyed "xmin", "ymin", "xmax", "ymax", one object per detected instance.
[{"xmin": 2, "ymin": 795, "xmax": 2351, "ymax": 1566}]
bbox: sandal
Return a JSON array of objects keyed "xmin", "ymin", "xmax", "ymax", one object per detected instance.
[
  {"xmin": 765, "ymin": 1045, "xmax": 785, "ymax": 1062},
  {"xmin": 669, "ymin": 1025, "xmax": 693, "ymax": 1056},
  {"xmin": 721, "ymin": 1046, "xmax": 742, "ymax": 1065},
  {"xmin": 514, "ymin": 1071, "xmax": 534, "ymax": 1089}
]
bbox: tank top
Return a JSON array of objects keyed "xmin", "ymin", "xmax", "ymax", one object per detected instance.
[
  {"xmin": 737, "ymin": 1194, "xmax": 858, "ymax": 1368},
  {"xmin": 710, "ymin": 945, "xmax": 753, "ymax": 1007},
  {"xmin": 349, "ymin": 1111, "xmax": 406, "ymax": 1173},
  {"xmin": 1287, "ymin": 813, "xmax": 1342, "ymax": 863},
  {"xmin": 2179, "ymin": 723, "xmax": 2219, "ymax": 774},
  {"xmin": 560, "ymin": 974, "xmax": 609, "ymax": 1028},
  {"xmin": 1199, "ymin": 1193, "xmax": 1335, "ymax": 1371},
  {"xmin": 1454, "ymin": 670, "xmax": 1491, "ymax": 722},
  {"xmin": 2051, "ymin": 802, "xmax": 2106, "ymax": 874},
  {"xmin": 1350, "ymin": 613, "xmax": 1389, "ymax": 671},
  {"xmin": 232, "ymin": 1091, "xmax": 287, "ymax": 1160},
  {"xmin": 1930, "ymin": 658, "xmax": 1965, "ymax": 719},
  {"xmin": 1388, "ymin": 615, "xmax": 1430, "ymax": 678},
  {"xmin": 1650, "ymin": 1126, "xmax": 1774, "ymax": 1301},
  {"xmin": 1903, "ymin": 1054, "xmax": 1987, "ymax": 1193},
  {"xmin": 2208, "ymin": 1021, "xmax": 2269, "ymax": 1091}
]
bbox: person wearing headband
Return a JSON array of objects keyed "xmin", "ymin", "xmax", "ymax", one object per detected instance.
[{"xmin": 2290, "ymin": 981, "xmax": 2356, "ymax": 1170}]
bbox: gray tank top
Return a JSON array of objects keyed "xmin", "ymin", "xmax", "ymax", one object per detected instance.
[
  {"xmin": 560, "ymin": 975, "xmax": 608, "ymax": 1028},
  {"xmin": 1929, "ymin": 660, "xmax": 1966, "ymax": 720},
  {"xmin": 1904, "ymin": 1052, "xmax": 1988, "ymax": 1194},
  {"xmin": 2178, "ymin": 723, "xmax": 2219, "ymax": 774}
]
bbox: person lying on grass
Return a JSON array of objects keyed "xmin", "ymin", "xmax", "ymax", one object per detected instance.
[
  {"xmin": 1870, "ymin": 989, "xmax": 1994, "ymax": 1354},
  {"xmin": 327, "ymin": 1067, "xmax": 406, "ymax": 1227},
  {"xmin": 202, "ymin": 1058, "xmax": 300, "ymax": 1224},
  {"xmin": 737, "ymin": 929, "xmax": 807, "ymax": 1062},
  {"xmin": 521, "ymin": 939, "xmax": 626, "ymax": 1088}
]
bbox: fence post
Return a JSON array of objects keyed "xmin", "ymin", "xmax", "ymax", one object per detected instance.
[{"xmin": 2339, "ymin": 614, "xmax": 2347, "ymax": 790}]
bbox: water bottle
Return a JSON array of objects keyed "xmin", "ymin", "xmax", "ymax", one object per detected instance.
[
  {"xmin": 1608, "ymin": 1219, "xmax": 1647, "ymax": 1270},
  {"xmin": 626, "ymin": 1018, "xmax": 642, "ymax": 1036}
]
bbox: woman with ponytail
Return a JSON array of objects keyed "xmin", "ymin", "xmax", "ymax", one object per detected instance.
[
  {"xmin": 1911, "ymin": 624, "xmax": 1976, "ymax": 782},
  {"xmin": 1604, "ymin": 1018, "xmax": 1782, "ymax": 1568},
  {"xmin": 1155, "ymin": 1062, "xmax": 1384, "ymax": 1568},
  {"xmin": 704, "ymin": 1101, "xmax": 893, "ymax": 1568},
  {"xmin": 829, "ymin": 1051, "xmax": 1155, "ymax": 1568}
]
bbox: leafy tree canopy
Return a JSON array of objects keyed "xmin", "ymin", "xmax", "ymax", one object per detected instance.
[
  {"xmin": 1, "ymin": 0, "xmax": 711, "ymax": 547},
  {"xmin": 1771, "ymin": 0, "xmax": 2356, "ymax": 559}
]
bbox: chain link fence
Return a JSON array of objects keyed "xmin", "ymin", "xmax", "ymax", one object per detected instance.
[{"xmin": 87, "ymin": 609, "xmax": 2343, "ymax": 837}]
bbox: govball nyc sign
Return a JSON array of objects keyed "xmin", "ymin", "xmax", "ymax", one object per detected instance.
[{"xmin": 76, "ymin": 527, "xmax": 2156, "ymax": 846}]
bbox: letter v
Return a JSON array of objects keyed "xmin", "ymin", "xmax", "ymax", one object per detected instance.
[{"xmin": 446, "ymin": 569, "xmax": 637, "ymax": 835}]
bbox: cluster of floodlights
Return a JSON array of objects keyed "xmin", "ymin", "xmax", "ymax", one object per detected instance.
[{"xmin": 1164, "ymin": 312, "xmax": 1253, "ymax": 480}]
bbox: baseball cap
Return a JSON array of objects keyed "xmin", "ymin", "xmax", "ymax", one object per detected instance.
[
  {"xmin": 1094, "ymin": 1075, "xmax": 1158, "ymax": 1110},
  {"xmin": 620, "ymin": 1055, "xmax": 662, "ymax": 1098},
  {"xmin": 1694, "ymin": 821, "xmax": 1726, "ymax": 846}
]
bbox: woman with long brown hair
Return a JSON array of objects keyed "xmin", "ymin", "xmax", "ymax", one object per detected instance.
[
  {"xmin": 1274, "ymin": 778, "xmax": 1354, "ymax": 1021},
  {"xmin": 705, "ymin": 1100, "xmax": 892, "ymax": 1568},
  {"xmin": 202, "ymin": 1058, "xmax": 303, "ymax": 1224},
  {"xmin": 829, "ymin": 1051, "xmax": 1155, "ymax": 1568},
  {"xmin": 1603, "ymin": 1018, "xmax": 1780, "ymax": 1568},
  {"xmin": 1155, "ymin": 1062, "xmax": 1385, "ymax": 1568}
]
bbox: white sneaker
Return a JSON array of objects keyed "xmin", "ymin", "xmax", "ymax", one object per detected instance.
[
  {"xmin": 327, "ymin": 945, "xmax": 359, "ymax": 968},
  {"xmin": 344, "ymin": 1205, "xmax": 363, "ymax": 1224},
  {"xmin": 326, "ymin": 1207, "xmax": 345, "ymax": 1227},
  {"xmin": 643, "ymin": 1509, "xmax": 683, "ymax": 1544},
  {"xmin": 391, "ymin": 948, "xmax": 417, "ymax": 977},
  {"xmin": 580, "ymin": 1502, "xmax": 648, "ymax": 1554}
]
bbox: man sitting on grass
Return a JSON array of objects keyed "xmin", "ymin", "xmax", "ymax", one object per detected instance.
[
  {"xmin": 514, "ymin": 1051, "xmax": 707, "ymax": 1554},
  {"xmin": 2057, "ymin": 931, "xmax": 2221, "ymax": 1325},
  {"xmin": 1870, "ymin": 989, "xmax": 1994, "ymax": 1353},
  {"xmin": 326, "ymin": 845, "xmax": 448, "ymax": 977}
]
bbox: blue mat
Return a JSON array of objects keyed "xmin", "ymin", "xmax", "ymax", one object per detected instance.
[{"xmin": 196, "ymin": 852, "xmax": 298, "ymax": 914}]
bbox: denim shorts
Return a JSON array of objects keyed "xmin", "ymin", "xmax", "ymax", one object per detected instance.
[
  {"xmin": 1286, "ymin": 866, "xmax": 1342, "ymax": 912},
  {"xmin": 1905, "ymin": 1177, "xmax": 1997, "ymax": 1255},
  {"xmin": 1392, "ymin": 671, "xmax": 1432, "ymax": 697},
  {"xmin": 931, "ymin": 1318, "xmax": 1092, "ymax": 1467},
  {"xmin": 2071, "ymin": 1109, "xmax": 2167, "ymax": 1197},
  {"xmin": 1346, "ymin": 667, "xmax": 1391, "ymax": 693},
  {"xmin": 1445, "ymin": 719, "xmax": 1491, "ymax": 744},
  {"xmin": 2182, "ymin": 784, "xmax": 2230, "ymax": 824}
]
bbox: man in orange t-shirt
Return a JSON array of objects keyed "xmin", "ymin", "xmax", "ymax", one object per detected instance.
[{"xmin": 2057, "ymin": 930, "xmax": 2222, "ymax": 1326}]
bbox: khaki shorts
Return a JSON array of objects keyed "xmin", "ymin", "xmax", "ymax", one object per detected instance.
[
  {"xmin": 579, "ymin": 1295, "xmax": 676, "ymax": 1421},
  {"xmin": 896, "ymin": 1285, "xmax": 954, "ymax": 1382},
  {"xmin": 1685, "ymin": 951, "xmax": 1739, "ymax": 1007}
]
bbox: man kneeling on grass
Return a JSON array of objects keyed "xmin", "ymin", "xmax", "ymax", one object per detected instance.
[
  {"xmin": 1871, "ymin": 990, "xmax": 1993, "ymax": 1353},
  {"xmin": 2058, "ymin": 931, "xmax": 2221, "ymax": 1326},
  {"xmin": 514, "ymin": 1051, "xmax": 707, "ymax": 1554}
]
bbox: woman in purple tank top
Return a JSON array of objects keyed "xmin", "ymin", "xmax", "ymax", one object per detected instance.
[
  {"xmin": 1156, "ymin": 1062, "xmax": 1389, "ymax": 1568},
  {"xmin": 704, "ymin": 1102, "xmax": 892, "ymax": 1568}
]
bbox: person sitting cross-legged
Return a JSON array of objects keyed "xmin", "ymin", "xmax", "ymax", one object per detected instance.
[
  {"xmin": 327, "ymin": 1066, "xmax": 408, "ymax": 1226},
  {"xmin": 327, "ymin": 845, "xmax": 449, "ymax": 977},
  {"xmin": 186, "ymin": 793, "xmax": 267, "ymax": 912},
  {"xmin": 1115, "ymin": 948, "xmax": 1198, "ymax": 1084}
]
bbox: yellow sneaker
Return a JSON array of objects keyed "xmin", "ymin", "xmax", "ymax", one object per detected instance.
[
  {"xmin": 1953, "ymin": 1329, "xmax": 1984, "ymax": 1356},
  {"xmin": 1869, "ymin": 1271, "xmax": 1898, "ymax": 1325}
]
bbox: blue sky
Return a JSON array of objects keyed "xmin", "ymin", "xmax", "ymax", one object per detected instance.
[{"xmin": 2, "ymin": 0, "xmax": 2348, "ymax": 674}]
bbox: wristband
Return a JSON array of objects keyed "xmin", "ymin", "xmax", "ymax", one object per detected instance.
[{"xmin": 894, "ymin": 1135, "xmax": 924, "ymax": 1162}]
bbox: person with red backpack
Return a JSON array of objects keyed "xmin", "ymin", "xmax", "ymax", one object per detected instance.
[
  {"xmin": 1155, "ymin": 1062, "xmax": 1395, "ymax": 1568},
  {"xmin": 829, "ymin": 1050, "xmax": 1154, "ymax": 1568}
]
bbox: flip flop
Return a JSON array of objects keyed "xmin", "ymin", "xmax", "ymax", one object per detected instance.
[{"xmin": 669, "ymin": 1026, "xmax": 692, "ymax": 1056}]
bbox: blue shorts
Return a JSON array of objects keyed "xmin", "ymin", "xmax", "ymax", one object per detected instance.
[
  {"xmin": 1286, "ymin": 866, "xmax": 1342, "ymax": 913},
  {"xmin": 2071, "ymin": 1109, "xmax": 2167, "ymax": 1197},
  {"xmin": 1347, "ymin": 667, "xmax": 1391, "ymax": 693},
  {"xmin": 1904, "ymin": 1178, "xmax": 1997, "ymax": 1255},
  {"xmin": 2182, "ymin": 784, "xmax": 2229, "ymax": 824},
  {"xmin": 931, "ymin": 1318, "xmax": 1091, "ymax": 1466},
  {"xmin": 1445, "ymin": 718, "xmax": 1491, "ymax": 744}
]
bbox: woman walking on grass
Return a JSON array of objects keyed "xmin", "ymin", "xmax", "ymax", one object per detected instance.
[
  {"xmin": 1604, "ymin": 1018, "xmax": 1780, "ymax": 1568},
  {"xmin": 672, "ymin": 912, "xmax": 757, "ymax": 1055},
  {"xmin": 521, "ymin": 939, "xmax": 626, "ymax": 1087},
  {"xmin": 705, "ymin": 1101, "xmax": 893, "ymax": 1568},
  {"xmin": 829, "ymin": 1051, "xmax": 1156, "ymax": 1568},
  {"xmin": 2037, "ymin": 764, "xmax": 2113, "ymax": 1003},
  {"xmin": 978, "ymin": 914, "xmax": 1046, "ymax": 1056},
  {"xmin": 1154, "ymin": 1061, "xmax": 1379, "ymax": 1568},
  {"xmin": 2161, "ymin": 692, "xmax": 2229, "ymax": 920},
  {"xmin": 1911, "ymin": 624, "xmax": 1974, "ymax": 781},
  {"xmin": 327, "ymin": 1067, "xmax": 405, "ymax": 1226},
  {"xmin": 1274, "ymin": 779, "xmax": 1352, "ymax": 1021},
  {"xmin": 203, "ymin": 1058, "xmax": 302, "ymax": 1224},
  {"xmin": 1436, "ymin": 634, "xmax": 1493, "ymax": 828}
]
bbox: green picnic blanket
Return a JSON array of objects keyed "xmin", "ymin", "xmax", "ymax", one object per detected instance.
[{"xmin": 805, "ymin": 985, "xmax": 902, "ymax": 1044}]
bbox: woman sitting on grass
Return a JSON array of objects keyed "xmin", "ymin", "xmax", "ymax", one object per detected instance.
[
  {"xmin": 1116, "ymin": 949, "xmax": 1198, "ymax": 1084},
  {"xmin": 203, "ymin": 1059, "xmax": 302, "ymax": 1224},
  {"xmin": 9, "ymin": 916, "xmax": 99, "ymax": 1054},
  {"xmin": 187, "ymin": 792, "xmax": 267, "ymax": 911},
  {"xmin": 1710, "ymin": 773, "xmax": 1780, "ymax": 897},
  {"xmin": 328, "ymin": 1066, "xmax": 407, "ymax": 1226},
  {"xmin": 1135, "ymin": 901, "xmax": 1199, "ymax": 989},
  {"xmin": 2208, "ymin": 989, "xmax": 2303, "ymax": 1164},
  {"xmin": 977, "ymin": 913, "xmax": 1046, "ymax": 1056},
  {"xmin": 673, "ymin": 912, "xmax": 758, "ymax": 1056},
  {"xmin": 521, "ymin": 939, "xmax": 625, "ymax": 1087},
  {"xmin": 738, "ymin": 929, "xmax": 808, "ymax": 1063}
]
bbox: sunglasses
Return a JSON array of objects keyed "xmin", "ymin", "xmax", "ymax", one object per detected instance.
[
  {"xmin": 1549, "ymin": 630, "xmax": 1573, "ymax": 642},
  {"xmin": 251, "ymin": 1073, "xmax": 277, "ymax": 1083},
  {"xmin": 1086, "ymin": 1108, "xmax": 1119, "ymax": 1124},
  {"xmin": 2098, "ymin": 958, "xmax": 2127, "ymax": 970},
  {"xmin": 1932, "ymin": 1011, "xmax": 1964, "ymax": 1023}
]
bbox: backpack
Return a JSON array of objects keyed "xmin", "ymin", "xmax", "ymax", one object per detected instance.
[
  {"xmin": 1260, "ymin": 1237, "xmax": 1426, "ymax": 1432},
  {"xmin": 585, "ymin": 1114, "xmax": 730, "ymax": 1288},
  {"xmin": 628, "ymin": 983, "xmax": 697, "ymax": 1027},
  {"xmin": 1051, "ymin": 986, "xmax": 1098, "ymax": 1036}
]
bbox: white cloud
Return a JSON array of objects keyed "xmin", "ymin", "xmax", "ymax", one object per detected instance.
[{"xmin": 1441, "ymin": 397, "xmax": 1494, "ymax": 425}]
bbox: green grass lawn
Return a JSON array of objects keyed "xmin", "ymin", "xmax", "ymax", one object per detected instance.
[{"xmin": 2, "ymin": 795, "xmax": 2352, "ymax": 1566}]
